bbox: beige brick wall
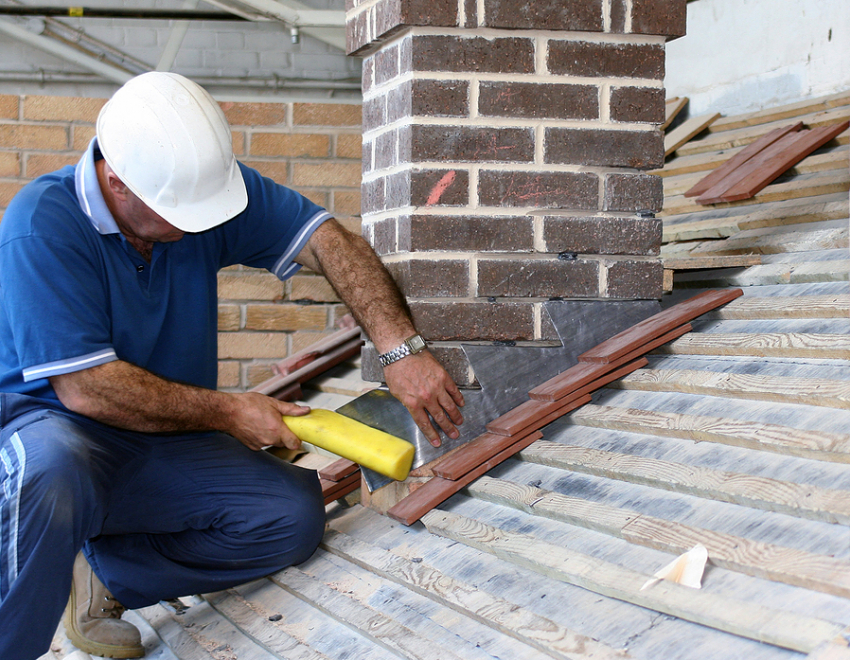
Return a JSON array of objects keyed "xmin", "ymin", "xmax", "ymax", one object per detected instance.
[{"xmin": 0, "ymin": 94, "xmax": 362, "ymax": 392}]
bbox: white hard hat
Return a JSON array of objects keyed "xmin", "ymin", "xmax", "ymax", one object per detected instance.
[{"xmin": 96, "ymin": 72, "xmax": 247, "ymax": 233}]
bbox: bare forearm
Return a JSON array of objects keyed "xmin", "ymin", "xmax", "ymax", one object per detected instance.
[
  {"xmin": 296, "ymin": 220, "xmax": 415, "ymax": 352},
  {"xmin": 51, "ymin": 360, "xmax": 234, "ymax": 433},
  {"xmin": 50, "ymin": 360, "xmax": 307, "ymax": 450}
]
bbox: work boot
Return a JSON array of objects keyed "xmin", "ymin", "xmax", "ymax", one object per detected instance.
[{"xmin": 64, "ymin": 553, "xmax": 145, "ymax": 658}]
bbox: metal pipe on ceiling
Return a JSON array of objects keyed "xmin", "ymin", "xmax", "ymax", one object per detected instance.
[{"xmin": 0, "ymin": 6, "xmax": 248, "ymax": 20}]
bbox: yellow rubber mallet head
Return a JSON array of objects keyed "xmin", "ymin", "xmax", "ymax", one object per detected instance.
[{"xmin": 282, "ymin": 409, "xmax": 415, "ymax": 481}]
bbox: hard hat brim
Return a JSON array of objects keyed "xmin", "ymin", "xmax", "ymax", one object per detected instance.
[{"xmin": 142, "ymin": 162, "xmax": 248, "ymax": 234}]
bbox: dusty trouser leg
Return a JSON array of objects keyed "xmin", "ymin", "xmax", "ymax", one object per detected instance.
[
  {"xmin": 85, "ymin": 431, "xmax": 325, "ymax": 609},
  {"xmin": 0, "ymin": 409, "xmax": 140, "ymax": 660}
]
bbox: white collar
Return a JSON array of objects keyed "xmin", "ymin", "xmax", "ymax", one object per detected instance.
[{"xmin": 74, "ymin": 137, "xmax": 120, "ymax": 235}]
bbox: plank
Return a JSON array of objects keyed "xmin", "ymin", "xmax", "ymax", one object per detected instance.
[
  {"xmin": 519, "ymin": 440, "xmax": 850, "ymax": 525},
  {"xmin": 662, "ymin": 96, "xmax": 688, "ymax": 130},
  {"xmin": 386, "ymin": 429, "xmax": 548, "ymax": 526},
  {"xmin": 663, "ymin": 169, "xmax": 850, "ymax": 217},
  {"xmin": 204, "ymin": 589, "xmax": 333, "ymax": 660},
  {"xmin": 271, "ymin": 567, "xmax": 468, "ymax": 660},
  {"xmin": 676, "ymin": 106, "xmax": 850, "ymax": 157},
  {"xmin": 321, "ymin": 471, "xmax": 361, "ymax": 504},
  {"xmin": 321, "ymin": 529, "xmax": 630, "ymax": 660},
  {"xmin": 702, "ymin": 294, "xmax": 850, "ymax": 319},
  {"xmin": 251, "ymin": 337, "xmax": 364, "ymax": 397},
  {"xmin": 421, "ymin": 510, "xmax": 844, "ymax": 654},
  {"xmin": 708, "ymin": 90, "xmax": 850, "ymax": 133},
  {"xmin": 528, "ymin": 327, "xmax": 690, "ymax": 402},
  {"xmin": 611, "ymin": 368, "xmax": 850, "ymax": 410},
  {"xmin": 569, "ymin": 404, "xmax": 850, "ymax": 464},
  {"xmin": 672, "ymin": 259, "xmax": 850, "ymax": 288},
  {"xmin": 468, "ymin": 476, "xmax": 850, "ymax": 599},
  {"xmin": 576, "ymin": 289, "xmax": 742, "ymax": 365},
  {"xmin": 705, "ymin": 121, "xmax": 850, "ymax": 204},
  {"xmin": 664, "ymin": 112, "xmax": 722, "ymax": 156},
  {"xmin": 688, "ymin": 224, "xmax": 848, "ymax": 257},
  {"xmin": 304, "ymin": 374, "xmax": 379, "ymax": 397},
  {"xmin": 662, "ymin": 255, "xmax": 762, "ymax": 270},
  {"xmin": 684, "ymin": 122, "xmax": 803, "ymax": 198},
  {"xmin": 655, "ymin": 332, "xmax": 850, "ymax": 360},
  {"xmin": 486, "ymin": 358, "xmax": 647, "ymax": 436},
  {"xmin": 319, "ymin": 458, "xmax": 360, "ymax": 482},
  {"xmin": 662, "ymin": 193, "xmax": 849, "ymax": 242}
]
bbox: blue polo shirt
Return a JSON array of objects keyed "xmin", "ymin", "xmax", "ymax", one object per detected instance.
[{"xmin": 0, "ymin": 139, "xmax": 331, "ymax": 402}]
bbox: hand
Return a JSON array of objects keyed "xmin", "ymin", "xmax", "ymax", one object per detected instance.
[
  {"xmin": 383, "ymin": 351, "xmax": 465, "ymax": 447},
  {"xmin": 225, "ymin": 393, "xmax": 310, "ymax": 451}
]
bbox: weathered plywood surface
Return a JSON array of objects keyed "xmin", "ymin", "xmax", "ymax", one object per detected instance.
[
  {"xmin": 519, "ymin": 440, "xmax": 850, "ymax": 525},
  {"xmin": 421, "ymin": 510, "xmax": 844, "ymax": 654},
  {"xmin": 656, "ymin": 332, "xmax": 850, "ymax": 360}
]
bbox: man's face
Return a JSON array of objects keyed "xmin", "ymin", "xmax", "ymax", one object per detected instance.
[{"xmin": 118, "ymin": 190, "xmax": 186, "ymax": 244}]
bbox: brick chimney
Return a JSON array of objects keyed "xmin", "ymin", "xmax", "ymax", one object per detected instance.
[{"xmin": 348, "ymin": 0, "xmax": 686, "ymax": 388}]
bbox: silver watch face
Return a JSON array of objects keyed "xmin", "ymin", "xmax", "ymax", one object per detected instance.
[{"xmin": 406, "ymin": 334, "xmax": 426, "ymax": 353}]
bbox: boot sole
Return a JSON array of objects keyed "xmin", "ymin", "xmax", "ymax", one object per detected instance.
[{"xmin": 65, "ymin": 576, "xmax": 146, "ymax": 659}]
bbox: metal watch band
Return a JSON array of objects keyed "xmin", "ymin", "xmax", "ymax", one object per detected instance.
[{"xmin": 378, "ymin": 334, "xmax": 425, "ymax": 367}]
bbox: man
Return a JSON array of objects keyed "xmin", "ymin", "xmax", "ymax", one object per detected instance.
[{"xmin": 0, "ymin": 72, "xmax": 464, "ymax": 659}]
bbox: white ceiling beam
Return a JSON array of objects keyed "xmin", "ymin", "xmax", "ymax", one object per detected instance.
[
  {"xmin": 0, "ymin": 18, "xmax": 132, "ymax": 83},
  {"xmin": 223, "ymin": 0, "xmax": 346, "ymax": 50}
]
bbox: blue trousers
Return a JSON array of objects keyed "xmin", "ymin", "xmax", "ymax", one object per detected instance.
[{"xmin": 0, "ymin": 394, "xmax": 326, "ymax": 660}]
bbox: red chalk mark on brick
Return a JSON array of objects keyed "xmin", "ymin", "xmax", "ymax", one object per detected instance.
[{"xmin": 426, "ymin": 170, "xmax": 457, "ymax": 206}]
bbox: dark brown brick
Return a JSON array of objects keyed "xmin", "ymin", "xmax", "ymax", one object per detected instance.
[
  {"xmin": 374, "ymin": 44, "xmax": 400, "ymax": 86},
  {"xmin": 410, "ymin": 168, "xmax": 470, "ymax": 207},
  {"xmin": 603, "ymin": 173, "xmax": 663, "ymax": 213},
  {"xmin": 384, "ymin": 170, "xmax": 410, "ymax": 211},
  {"xmin": 631, "ymin": 0, "xmax": 687, "ymax": 38},
  {"xmin": 346, "ymin": 10, "xmax": 369, "ymax": 54},
  {"xmin": 548, "ymin": 41, "xmax": 665, "ymax": 79},
  {"xmin": 372, "ymin": 217, "xmax": 397, "ymax": 255},
  {"xmin": 477, "ymin": 258, "xmax": 600, "ymax": 298},
  {"xmin": 362, "ymin": 177, "xmax": 385, "ymax": 214},
  {"xmin": 412, "ymin": 80, "xmax": 469, "ymax": 117},
  {"xmin": 362, "ymin": 139, "xmax": 373, "ymax": 175},
  {"xmin": 545, "ymin": 128, "xmax": 663, "ymax": 169},
  {"xmin": 463, "ymin": 0, "xmax": 478, "ymax": 27},
  {"xmin": 610, "ymin": 0, "xmax": 627, "ymax": 32},
  {"xmin": 399, "ymin": 215, "xmax": 534, "ymax": 252},
  {"xmin": 482, "ymin": 0, "xmax": 603, "ymax": 31},
  {"xmin": 407, "ymin": 35, "xmax": 535, "ymax": 74},
  {"xmin": 374, "ymin": 129, "xmax": 398, "ymax": 170},
  {"xmin": 409, "ymin": 125, "xmax": 534, "ymax": 163},
  {"xmin": 387, "ymin": 259, "xmax": 470, "ymax": 297},
  {"xmin": 478, "ymin": 82, "xmax": 598, "ymax": 120},
  {"xmin": 362, "ymin": 95, "xmax": 386, "ymax": 133},
  {"xmin": 605, "ymin": 260, "xmax": 663, "ymax": 299},
  {"xmin": 410, "ymin": 301, "xmax": 536, "ymax": 341},
  {"xmin": 478, "ymin": 171, "xmax": 599, "ymax": 209},
  {"xmin": 362, "ymin": 56, "xmax": 374, "ymax": 94},
  {"xmin": 542, "ymin": 216, "xmax": 662, "ymax": 256},
  {"xmin": 610, "ymin": 87, "xmax": 666, "ymax": 124}
]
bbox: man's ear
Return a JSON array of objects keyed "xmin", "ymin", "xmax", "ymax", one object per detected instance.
[{"xmin": 104, "ymin": 166, "xmax": 130, "ymax": 199}]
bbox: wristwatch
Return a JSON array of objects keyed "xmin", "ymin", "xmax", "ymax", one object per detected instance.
[{"xmin": 378, "ymin": 334, "xmax": 427, "ymax": 367}]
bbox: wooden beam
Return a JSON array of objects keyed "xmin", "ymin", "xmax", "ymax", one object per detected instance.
[
  {"xmin": 661, "ymin": 255, "xmax": 762, "ymax": 270},
  {"xmin": 662, "ymin": 96, "xmax": 688, "ymax": 130},
  {"xmin": 570, "ymin": 404, "xmax": 850, "ymax": 464},
  {"xmin": 519, "ymin": 440, "xmax": 850, "ymax": 525},
  {"xmin": 664, "ymin": 113, "xmax": 722, "ymax": 157},
  {"xmin": 469, "ymin": 476, "xmax": 850, "ymax": 599},
  {"xmin": 701, "ymin": 294, "xmax": 850, "ymax": 319},
  {"xmin": 272, "ymin": 566, "xmax": 468, "ymax": 660},
  {"xmin": 656, "ymin": 332, "xmax": 850, "ymax": 360},
  {"xmin": 612, "ymin": 368, "xmax": 850, "ymax": 410},
  {"xmin": 708, "ymin": 90, "xmax": 850, "ymax": 133},
  {"xmin": 386, "ymin": 430, "xmax": 546, "ymax": 526},
  {"xmin": 422, "ymin": 510, "xmax": 843, "ymax": 653},
  {"xmin": 321, "ymin": 530, "xmax": 629, "ymax": 660},
  {"xmin": 576, "ymin": 289, "xmax": 742, "ymax": 365},
  {"xmin": 688, "ymin": 225, "xmax": 848, "ymax": 257}
]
